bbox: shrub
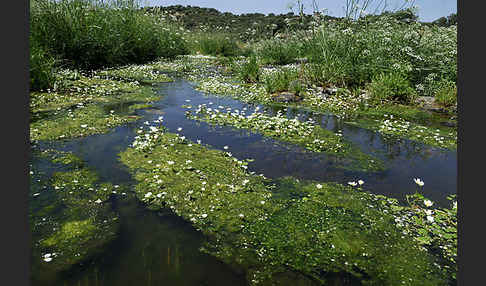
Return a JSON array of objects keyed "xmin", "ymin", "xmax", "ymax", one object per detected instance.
[
  {"xmin": 263, "ymin": 67, "xmax": 301, "ymax": 94},
  {"xmin": 435, "ymin": 80, "xmax": 457, "ymax": 107},
  {"xmin": 193, "ymin": 33, "xmax": 242, "ymax": 57},
  {"xmin": 256, "ymin": 39, "xmax": 301, "ymax": 65},
  {"xmin": 29, "ymin": 40, "xmax": 56, "ymax": 91},
  {"xmin": 29, "ymin": 0, "xmax": 188, "ymax": 70},
  {"xmin": 236, "ymin": 56, "xmax": 261, "ymax": 83},
  {"xmin": 367, "ymin": 72, "xmax": 417, "ymax": 104}
]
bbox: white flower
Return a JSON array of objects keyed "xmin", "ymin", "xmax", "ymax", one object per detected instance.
[
  {"xmin": 177, "ymin": 127, "xmax": 182, "ymax": 131},
  {"xmin": 348, "ymin": 181, "xmax": 357, "ymax": 187},
  {"xmin": 423, "ymin": 200, "xmax": 433, "ymax": 207},
  {"xmin": 358, "ymin": 180, "xmax": 364, "ymax": 185},
  {"xmin": 260, "ymin": 200, "xmax": 265, "ymax": 205},
  {"xmin": 239, "ymin": 213, "xmax": 245, "ymax": 218},
  {"xmin": 167, "ymin": 161, "xmax": 175, "ymax": 165},
  {"xmin": 426, "ymin": 215, "xmax": 434, "ymax": 223},
  {"xmin": 95, "ymin": 199, "xmax": 102, "ymax": 204},
  {"xmin": 156, "ymin": 193, "xmax": 162, "ymax": 198},
  {"xmin": 149, "ymin": 126, "xmax": 158, "ymax": 132},
  {"xmin": 223, "ymin": 146, "xmax": 229, "ymax": 150},
  {"xmin": 144, "ymin": 192, "xmax": 152, "ymax": 198},
  {"xmin": 43, "ymin": 257, "xmax": 52, "ymax": 262},
  {"xmin": 80, "ymin": 124, "xmax": 87, "ymax": 128},
  {"xmin": 316, "ymin": 184, "xmax": 323, "ymax": 189},
  {"xmin": 201, "ymin": 214, "xmax": 208, "ymax": 218},
  {"xmin": 413, "ymin": 178, "xmax": 424, "ymax": 187}
]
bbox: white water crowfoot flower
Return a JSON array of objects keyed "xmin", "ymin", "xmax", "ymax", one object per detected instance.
[
  {"xmin": 358, "ymin": 180, "xmax": 364, "ymax": 186},
  {"xmin": 426, "ymin": 215, "xmax": 434, "ymax": 223},
  {"xmin": 316, "ymin": 184, "xmax": 323, "ymax": 189},
  {"xmin": 423, "ymin": 200, "xmax": 433, "ymax": 207},
  {"xmin": 348, "ymin": 181, "xmax": 357, "ymax": 187},
  {"xmin": 413, "ymin": 178, "xmax": 425, "ymax": 187}
]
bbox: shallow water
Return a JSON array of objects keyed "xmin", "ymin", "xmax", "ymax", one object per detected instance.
[{"xmin": 30, "ymin": 77, "xmax": 456, "ymax": 285}]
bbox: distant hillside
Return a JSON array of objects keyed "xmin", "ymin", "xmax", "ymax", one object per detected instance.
[
  {"xmin": 142, "ymin": 5, "xmax": 337, "ymax": 41},
  {"xmin": 142, "ymin": 5, "xmax": 456, "ymax": 41}
]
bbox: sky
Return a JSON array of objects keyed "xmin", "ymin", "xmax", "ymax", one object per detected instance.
[{"xmin": 142, "ymin": 0, "xmax": 457, "ymax": 22}]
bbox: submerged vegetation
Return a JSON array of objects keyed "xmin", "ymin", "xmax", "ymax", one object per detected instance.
[
  {"xmin": 30, "ymin": 151, "xmax": 121, "ymax": 272},
  {"xmin": 187, "ymin": 104, "xmax": 384, "ymax": 171},
  {"xmin": 29, "ymin": 1, "xmax": 457, "ymax": 285},
  {"xmin": 118, "ymin": 118, "xmax": 456, "ymax": 285}
]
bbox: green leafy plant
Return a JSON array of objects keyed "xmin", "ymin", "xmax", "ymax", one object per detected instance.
[
  {"xmin": 237, "ymin": 56, "xmax": 261, "ymax": 83},
  {"xmin": 263, "ymin": 67, "xmax": 300, "ymax": 94},
  {"xmin": 367, "ymin": 72, "xmax": 417, "ymax": 104},
  {"xmin": 435, "ymin": 80, "xmax": 457, "ymax": 107}
]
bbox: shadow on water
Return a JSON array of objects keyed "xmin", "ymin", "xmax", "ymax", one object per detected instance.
[
  {"xmin": 31, "ymin": 194, "xmax": 247, "ymax": 286},
  {"xmin": 31, "ymin": 77, "xmax": 456, "ymax": 285}
]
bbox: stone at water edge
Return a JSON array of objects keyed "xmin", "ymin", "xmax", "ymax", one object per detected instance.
[{"xmin": 272, "ymin": 92, "xmax": 303, "ymax": 103}]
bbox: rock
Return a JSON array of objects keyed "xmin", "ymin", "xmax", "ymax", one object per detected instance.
[
  {"xmin": 440, "ymin": 121, "xmax": 457, "ymax": 128},
  {"xmin": 415, "ymin": 96, "xmax": 451, "ymax": 114},
  {"xmin": 323, "ymin": 87, "xmax": 338, "ymax": 95},
  {"xmin": 272, "ymin": 92, "xmax": 302, "ymax": 103},
  {"xmin": 295, "ymin": 57, "xmax": 308, "ymax": 64}
]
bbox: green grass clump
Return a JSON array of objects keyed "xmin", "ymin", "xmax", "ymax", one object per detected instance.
[
  {"xmin": 263, "ymin": 67, "xmax": 301, "ymax": 94},
  {"xmin": 191, "ymin": 33, "xmax": 242, "ymax": 57},
  {"xmin": 367, "ymin": 72, "xmax": 417, "ymax": 104},
  {"xmin": 30, "ymin": 40, "xmax": 57, "ymax": 91},
  {"xmin": 30, "ymin": 0, "xmax": 188, "ymax": 72},
  {"xmin": 236, "ymin": 56, "xmax": 261, "ymax": 83},
  {"xmin": 255, "ymin": 39, "xmax": 301, "ymax": 65},
  {"xmin": 434, "ymin": 80, "xmax": 457, "ymax": 107}
]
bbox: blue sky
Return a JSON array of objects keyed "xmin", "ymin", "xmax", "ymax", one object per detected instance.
[{"xmin": 142, "ymin": 0, "xmax": 456, "ymax": 22}]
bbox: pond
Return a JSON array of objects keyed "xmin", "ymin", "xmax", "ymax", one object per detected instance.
[{"xmin": 30, "ymin": 77, "xmax": 456, "ymax": 285}]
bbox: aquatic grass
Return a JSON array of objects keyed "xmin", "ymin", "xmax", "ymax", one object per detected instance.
[
  {"xmin": 350, "ymin": 115, "xmax": 457, "ymax": 150},
  {"xmin": 118, "ymin": 120, "xmax": 454, "ymax": 285},
  {"xmin": 187, "ymin": 104, "xmax": 384, "ymax": 172},
  {"xmin": 94, "ymin": 63, "xmax": 173, "ymax": 83},
  {"xmin": 30, "ymin": 68, "xmax": 157, "ymax": 113},
  {"xmin": 30, "ymin": 104, "xmax": 140, "ymax": 141},
  {"xmin": 30, "ymin": 151, "xmax": 120, "ymax": 272}
]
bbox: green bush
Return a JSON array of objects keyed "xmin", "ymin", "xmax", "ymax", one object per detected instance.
[
  {"xmin": 236, "ymin": 56, "xmax": 261, "ymax": 83},
  {"xmin": 193, "ymin": 33, "xmax": 242, "ymax": 57},
  {"xmin": 367, "ymin": 72, "xmax": 417, "ymax": 104},
  {"xmin": 29, "ymin": 40, "xmax": 56, "ymax": 91},
  {"xmin": 256, "ymin": 39, "xmax": 301, "ymax": 65},
  {"xmin": 263, "ymin": 67, "xmax": 301, "ymax": 94},
  {"xmin": 30, "ymin": 0, "xmax": 188, "ymax": 70},
  {"xmin": 435, "ymin": 80, "xmax": 457, "ymax": 107}
]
